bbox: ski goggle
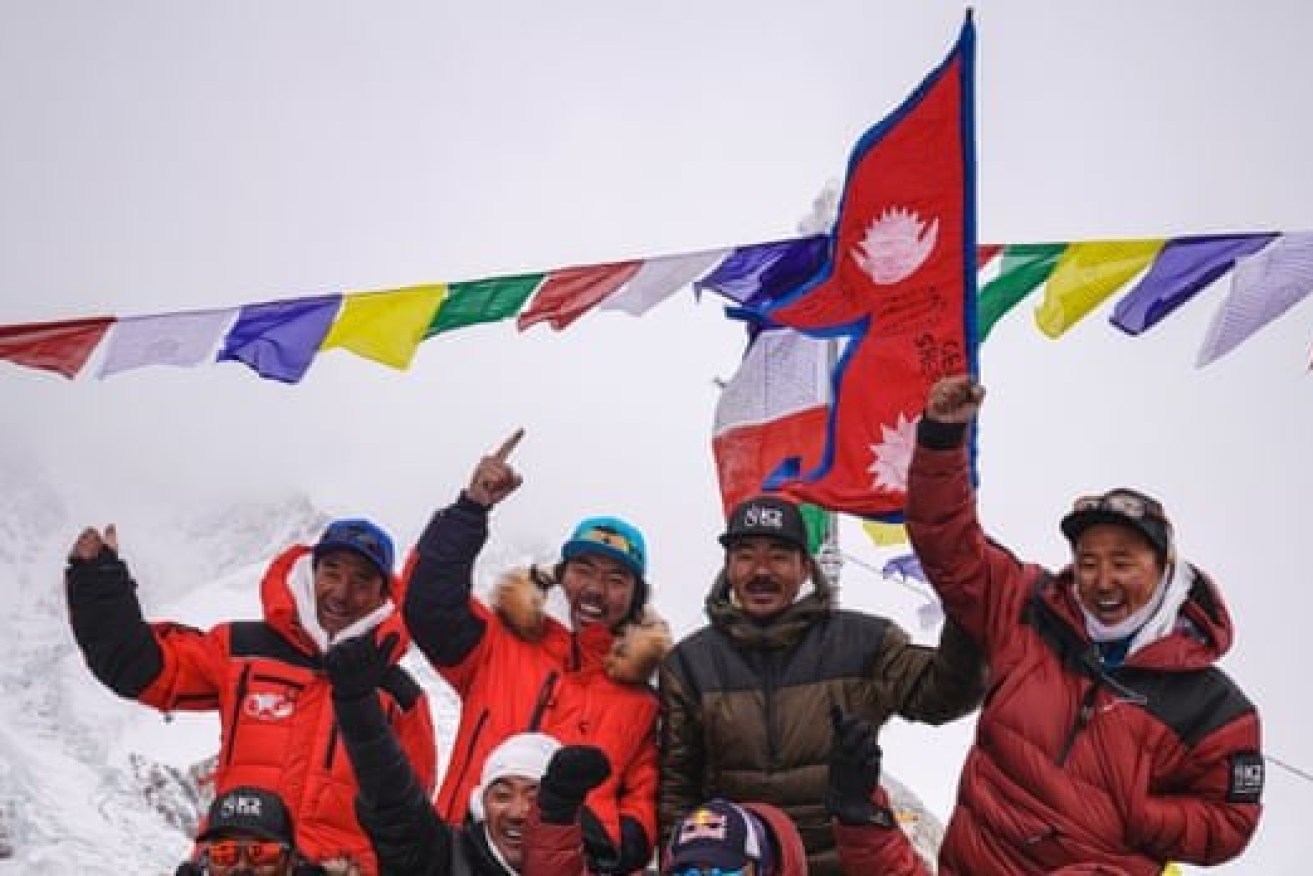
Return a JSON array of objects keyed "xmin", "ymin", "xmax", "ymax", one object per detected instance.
[
  {"xmin": 1071, "ymin": 489, "xmax": 1165, "ymax": 523},
  {"xmin": 205, "ymin": 838, "xmax": 289, "ymax": 868},
  {"xmin": 671, "ymin": 868, "xmax": 748, "ymax": 876}
]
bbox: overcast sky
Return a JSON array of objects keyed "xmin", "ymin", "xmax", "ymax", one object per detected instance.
[{"xmin": 2, "ymin": 2, "xmax": 1311, "ymax": 871}]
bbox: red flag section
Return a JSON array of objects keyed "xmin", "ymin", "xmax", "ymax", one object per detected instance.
[
  {"xmin": 516, "ymin": 260, "xmax": 642, "ymax": 331},
  {"xmin": 762, "ymin": 15, "xmax": 977, "ymax": 519},
  {"xmin": 0, "ymin": 317, "xmax": 115, "ymax": 379}
]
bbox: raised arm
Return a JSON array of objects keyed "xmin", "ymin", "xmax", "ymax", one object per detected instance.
[
  {"xmin": 524, "ymin": 746, "xmax": 612, "ymax": 876},
  {"xmin": 826, "ymin": 707, "xmax": 931, "ymax": 875},
  {"xmin": 327, "ymin": 633, "xmax": 451, "ymax": 875},
  {"xmin": 403, "ymin": 429, "xmax": 524, "ymax": 671},
  {"xmin": 874, "ymin": 618, "xmax": 985, "ymax": 725},
  {"xmin": 66, "ymin": 525, "xmax": 226, "ymax": 711},
  {"xmin": 65, "ymin": 525, "xmax": 166, "ymax": 698},
  {"xmin": 906, "ymin": 375, "xmax": 1035, "ymax": 654}
]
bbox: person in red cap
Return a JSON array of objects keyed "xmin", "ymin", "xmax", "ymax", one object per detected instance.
[
  {"xmin": 659, "ymin": 493, "xmax": 984, "ymax": 874},
  {"xmin": 403, "ymin": 430, "xmax": 670, "ymax": 873},
  {"xmin": 905, "ymin": 374, "xmax": 1264, "ymax": 874},
  {"xmin": 65, "ymin": 518, "xmax": 436, "ymax": 875}
]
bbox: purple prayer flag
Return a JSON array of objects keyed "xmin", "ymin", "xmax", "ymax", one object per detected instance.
[
  {"xmin": 695, "ymin": 236, "xmax": 828, "ymax": 307},
  {"xmin": 217, "ymin": 295, "xmax": 342, "ymax": 383},
  {"xmin": 1111, "ymin": 233, "xmax": 1277, "ymax": 335},
  {"xmin": 881, "ymin": 552, "xmax": 926, "ymax": 584},
  {"xmin": 1197, "ymin": 231, "xmax": 1313, "ymax": 367}
]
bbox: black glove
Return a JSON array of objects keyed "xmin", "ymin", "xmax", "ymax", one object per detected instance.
[
  {"xmin": 325, "ymin": 631, "xmax": 399, "ymax": 700},
  {"xmin": 537, "ymin": 744, "xmax": 611, "ymax": 825},
  {"xmin": 825, "ymin": 706, "xmax": 894, "ymax": 827}
]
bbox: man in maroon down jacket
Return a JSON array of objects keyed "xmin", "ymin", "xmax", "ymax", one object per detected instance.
[{"xmin": 906, "ymin": 374, "xmax": 1263, "ymax": 874}]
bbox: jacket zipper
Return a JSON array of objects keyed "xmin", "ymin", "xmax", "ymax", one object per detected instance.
[
  {"xmin": 1057, "ymin": 684, "xmax": 1100, "ymax": 765},
  {"xmin": 762, "ymin": 656, "xmax": 778, "ymax": 770},
  {"xmin": 444, "ymin": 708, "xmax": 489, "ymax": 812},
  {"xmin": 528, "ymin": 671, "xmax": 559, "ymax": 732},
  {"xmin": 324, "ymin": 724, "xmax": 338, "ymax": 770},
  {"xmin": 224, "ymin": 664, "xmax": 252, "ymax": 766}
]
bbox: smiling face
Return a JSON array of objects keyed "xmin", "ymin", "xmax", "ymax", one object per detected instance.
[
  {"xmin": 725, "ymin": 535, "xmax": 808, "ymax": 621},
  {"xmin": 482, "ymin": 775, "xmax": 538, "ymax": 870},
  {"xmin": 1072, "ymin": 524, "xmax": 1164, "ymax": 626},
  {"xmin": 312, "ymin": 550, "xmax": 387, "ymax": 635},
  {"xmin": 559, "ymin": 553, "xmax": 638, "ymax": 631}
]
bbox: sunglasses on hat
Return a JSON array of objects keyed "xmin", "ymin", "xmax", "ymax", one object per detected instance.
[{"xmin": 1071, "ymin": 489, "xmax": 1165, "ymax": 522}]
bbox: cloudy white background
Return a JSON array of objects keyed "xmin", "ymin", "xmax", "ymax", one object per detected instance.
[{"xmin": 2, "ymin": 2, "xmax": 1311, "ymax": 871}]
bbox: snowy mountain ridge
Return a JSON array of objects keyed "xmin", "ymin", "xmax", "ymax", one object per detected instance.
[{"xmin": 0, "ymin": 451, "xmax": 337, "ymax": 874}]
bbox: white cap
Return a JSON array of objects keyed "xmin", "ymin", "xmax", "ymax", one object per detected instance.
[{"xmin": 468, "ymin": 732, "xmax": 562, "ymax": 822}]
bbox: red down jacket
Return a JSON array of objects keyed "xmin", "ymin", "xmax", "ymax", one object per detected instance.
[
  {"xmin": 905, "ymin": 424, "xmax": 1262, "ymax": 875},
  {"xmin": 67, "ymin": 544, "xmax": 436, "ymax": 875}
]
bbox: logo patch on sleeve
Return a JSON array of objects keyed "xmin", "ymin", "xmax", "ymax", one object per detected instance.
[{"xmin": 1227, "ymin": 751, "xmax": 1264, "ymax": 803}]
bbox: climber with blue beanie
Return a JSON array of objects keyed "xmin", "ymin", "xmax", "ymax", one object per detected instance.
[
  {"xmin": 403, "ymin": 428, "xmax": 670, "ymax": 874},
  {"xmin": 66, "ymin": 515, "xmax": 435, "ymax": 874}
]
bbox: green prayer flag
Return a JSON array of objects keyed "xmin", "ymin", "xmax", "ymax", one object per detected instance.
[
  {"xmin": 800, "ymin": 503, "xmax": 830, "ymax": 555},
  {"xmin": 978, "ymin": 243, "xmax": 1066, "ymax": 340},
  {"xmin": 426, "ymin": 274, "xmax": 544, "ymax": 336}
]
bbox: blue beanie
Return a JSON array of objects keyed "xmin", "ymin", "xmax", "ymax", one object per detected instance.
[
  {"xmin": 313, "ymin": 518, "xmax": 395, "ymax": 581},
  {"xmin": 561, "ymin": 516, "xmax": 646, "ymax": 580}
]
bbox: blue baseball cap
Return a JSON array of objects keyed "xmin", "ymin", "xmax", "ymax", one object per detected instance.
[
  {"xmin": 313, "ymin": 518, "xmax": 395, "ymax": 582},
  {"xmin": 561, "ymin": 516, "xmax": 646, "ymax": 580}
]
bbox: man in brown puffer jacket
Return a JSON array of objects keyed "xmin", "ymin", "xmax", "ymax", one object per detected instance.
[{"xmin": 659, "ymin": 494, "xmax": 985, "ymax": 875}]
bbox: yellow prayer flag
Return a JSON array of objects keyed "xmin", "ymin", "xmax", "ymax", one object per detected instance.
[
  {"xmin": 321, "ymin": 284, "xmax": 446, "ymax": 369},
  {"xmin": 1034, "ymin": 240, "xmax": 1164, "ymax": 338},
  {"xmin": 863, "ymin": 520, "xmax": 908, "ymax": 547}
]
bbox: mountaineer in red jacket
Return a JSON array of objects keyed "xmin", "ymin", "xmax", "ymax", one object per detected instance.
[
  {"xmin": 403, "ymin": 430, "xmax": 669, "ymax": 874},
  {"xmin": 66, "ymin": 518, "xmax": 436, "ymax": 876},
  {"xmin": 906, "ymin": 374, "xmax": 1264, "ymax": 875}
]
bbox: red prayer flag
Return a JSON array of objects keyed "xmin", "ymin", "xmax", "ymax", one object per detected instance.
[
  {"xmin": 761, "ymin": 15, "xmax": 977, "ymax": 519},
  {"xmin": 516, "ymin": 260, "xmax": 642, "ymax": 331},
  {"xmin": 0, "ymin": 316, "xmax": 115, "ymax": 379}
]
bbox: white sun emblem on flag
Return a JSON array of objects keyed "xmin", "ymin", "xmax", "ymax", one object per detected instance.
[
  {"xmin": 853, "ymin": 207, "xmax": 939, "ymax": 285},
  {"xmin": 868, "ymin": 412, "xmax": 921, "ymax": 492}
]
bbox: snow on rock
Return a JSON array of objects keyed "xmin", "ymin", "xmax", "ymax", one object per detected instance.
[{"xmin": 0, "ymin": 460, "xmax": 342, "ymax": 873}]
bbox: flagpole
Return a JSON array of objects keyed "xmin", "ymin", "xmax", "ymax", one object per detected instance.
[{"xmin": 817, "ymin": 335, "xmax": 844, "ymax": 590}]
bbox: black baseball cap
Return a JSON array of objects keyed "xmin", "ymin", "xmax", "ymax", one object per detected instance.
[
  {"xmin": 198, "ymin": 786, "xmax": 294, "ymax": 844},
  {"xmin": 718, "ymin": 495, "xmax": 809, "ymax": 553},
  {"xmin": 1060, "ymin": 488, "xmax": 1174, "ymax": 562}
]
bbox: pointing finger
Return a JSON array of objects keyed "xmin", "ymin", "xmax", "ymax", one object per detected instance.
[{"xmin": 492, "ymin": 428, "xmax": 525, "ymax": 462}]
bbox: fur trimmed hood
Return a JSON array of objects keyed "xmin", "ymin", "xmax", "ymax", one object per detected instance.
[{"xmin": 491, "ymin": 565, "xmax": 672, "ymax": 685}]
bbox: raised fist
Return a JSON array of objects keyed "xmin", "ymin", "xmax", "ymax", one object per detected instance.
[{"xmin": 926, "ymin": 375, "xmax": 986, "ymax": 425}]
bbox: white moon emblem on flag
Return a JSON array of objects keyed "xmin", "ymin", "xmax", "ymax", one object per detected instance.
[{"xmin": 853, "ymin": 207, "xmax": 939, "ymax": 285}]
